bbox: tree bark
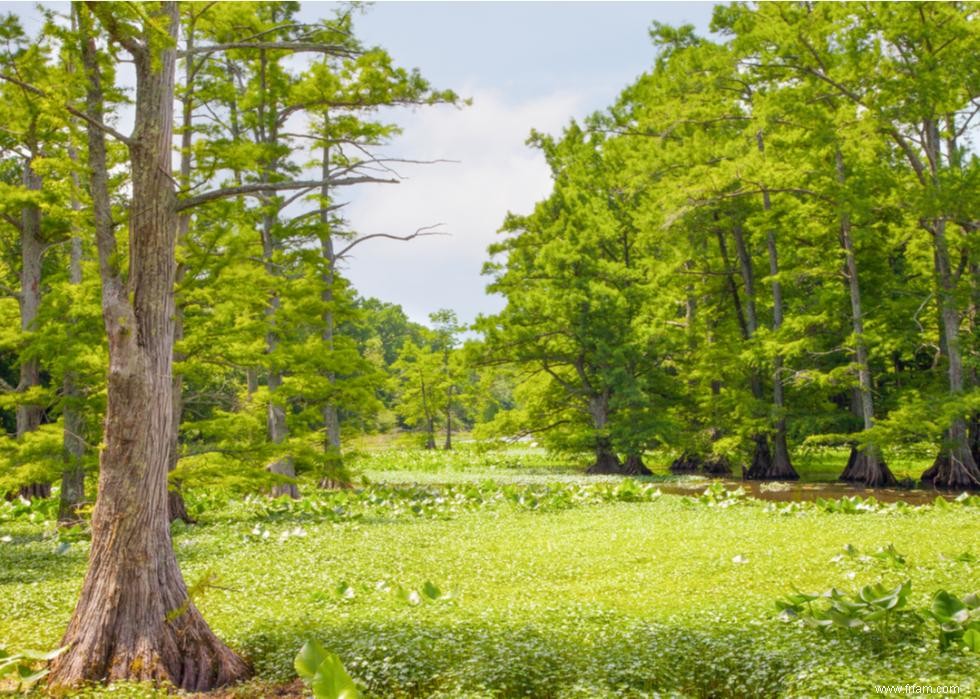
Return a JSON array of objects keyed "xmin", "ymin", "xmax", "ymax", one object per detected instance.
[
  {"xmin": 920, "ymin": 218, "xmax": 980, "ymax": 489},
  {"xmin": 16, "ymin": 150, "xmax": 50, "ymax": 500},
  {"xmin": 730, "ymin": 223, "xmax": 779, "ymax": 479},
  {"xmin": 585, "ymin": 393, "xmax": 624, "ymax": 474},
  {"xmin": 741, "ymin": 132, "xmax": 798, "ymax": 481},
  {"xmin": 318, "ymin": 140, "xmax": 343, "ymax": 480},
  {"xmin": 254, "ymin": 46, "xmax": 298, "ymax": 500},
  {"xmin": 444, "ymin": 384, "xmax": 453, "ymax": 450},
  {"xmin": 49, "ymin": 5, "xmax": 249, "ymax": 689},
  {"xmin": 834, "ymin": 149, "xmax": 895, "ymax": 487},
  {"xmin": 623, "ymin": 453, "xmax": 652, "ymax": 476},
  {"xmin": 60, "ymin": 189, "xmax": 86, "ymax": 523},
  {"xmin": 419, "ymin": 366, "xmax": 436, "ymax": 449},
  {"xmin": 669, "ymin": 452, "xmax": 702, "ymax": 473},
  {"xmin": 168, "ymin": 18, "xmax": 197, "ymax": 523},
  {"xmin": 918, "ymin": 116, "xmax": 979, "ymax": 489}
]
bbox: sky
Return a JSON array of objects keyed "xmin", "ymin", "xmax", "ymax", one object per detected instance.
[
  {"xmin": 310, "ymin": 2, "xmax": 718, "ymax": 326},
  {"xmin": 1, "ymin": 1, "xmax": 719, "ymax": 326}
]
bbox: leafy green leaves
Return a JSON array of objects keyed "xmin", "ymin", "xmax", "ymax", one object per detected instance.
[
  {"xmin": 924, "ymin": 591, "xmax": 980, "ymax": 652},
  {"xmin": 0, "ymin": 644, "xmax": 67, "ymax": 691},
  {"xmin": 295, "ymin": 640, "xmax": 361, "ymax": 699},
  {"xmin": 777, "ymin": 580, "xmax": 920, "ymax": 644}
]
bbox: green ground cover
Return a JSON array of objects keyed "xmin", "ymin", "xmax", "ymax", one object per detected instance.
[{"xmin": 1, "ymin": 450, "xmax": 977, "ymax": 698}]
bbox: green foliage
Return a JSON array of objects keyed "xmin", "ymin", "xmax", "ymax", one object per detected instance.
[
  {"xmin": 777, "ymin": 580, "xmax": 921, "ymax": 646},
  {"xmin": 0, "ymin": 643, "xmax": 66, "ymax": 691},
  {"xmin": 3, "ymin": 460, "xmax": 978, "ymax": 697},
  {"xmin": 295, "ymin": 639, "xmax": 362, "ymax": 699},
  {"xmin": 924, "ymin": 590, "xmax": 980, "ymax": 652}
]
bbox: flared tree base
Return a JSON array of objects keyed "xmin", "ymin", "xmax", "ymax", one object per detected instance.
[
  {"xmin": 622, "ymin": 454, "xmax": 653, "ymax": 476},
  {"xmin": 920, "ymin": 449, "xmax": 980, "ymax": 491},
  {"xmin": 586, "ymin": 449, "xmax": 624, "ymax": 475},
  {"xmin": 702, "ymin": 456, "xmax": 732, "ymax": 476},
  {"xmin": 839, "ymin": 446, "xmax": 896, "ymax": 488},
  {"xmin": 743, "ymin": 435, "xmax": 799, "ymax": 481},
  {"xmin": 669, "ymin": 453, "xmax": 702, "ymax": 473},
  {"xmin": 18, "ymin": 482, "xmax": 51, "ymax": 500}
]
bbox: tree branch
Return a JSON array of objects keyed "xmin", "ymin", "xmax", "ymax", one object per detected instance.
[
  {"xmin": 176, "ymin": 175, "xmax": 399, "ymax": 212},
  {"xmin": 0, "ymin": 72, "xmax": 133, "ymax": 146},
  {"xmin": 334, "ymin": 224, "xmax": 447, "ymax": 259}
]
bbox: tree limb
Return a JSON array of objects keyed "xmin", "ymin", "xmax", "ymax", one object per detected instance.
[
  {"xmin": 176, "ymin": 175, "xmax": 399, "ymax": 212},
  {"xmin": 334, "ymin": 224, "xmax": 447, "ymax": 259}
]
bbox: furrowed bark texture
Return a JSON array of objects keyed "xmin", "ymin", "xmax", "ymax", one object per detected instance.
[{"xmin": 49, "ymin": 4, "xmax": 248, "ymax": 689}]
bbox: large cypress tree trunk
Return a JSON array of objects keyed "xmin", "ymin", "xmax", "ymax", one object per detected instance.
[
  {"xmin": 918, "ymin": 119, "xmax": 979, "ymax": 490},
  {"xmin": 16, "ymin": 152, "xmax": 50, "ymax": 500},
  {"xmin": 834, "ymin": 150, "xmax": 895, "ymax": 487},
  {"xmin": 920, "ymin": 218, "xmax": 980, "ymax": 489},
  {"xmin": 585, "ymin": 393, "xmax": 624, "ymax": 474},
  {"xmin": 49, "ymin": 5, "xmax": 249, "ymax": 688}
]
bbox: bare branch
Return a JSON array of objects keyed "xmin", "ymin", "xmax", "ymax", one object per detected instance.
[
  {"xmin": 179, "ymin": 41, "xmax": 356, "ymax": 59},
  {"xmin": 334, "ymin": 224, "xmax": 448, "ymax": 259}
]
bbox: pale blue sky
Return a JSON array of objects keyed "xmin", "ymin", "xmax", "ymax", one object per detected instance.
[{"xmin": 1, "ymin": 1, "xmax": 719, "ymax": 324}]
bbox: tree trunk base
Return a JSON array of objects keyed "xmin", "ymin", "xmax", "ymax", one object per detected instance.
[
  {"xmin": 586, "ymin": 450, "xmax": 624, "ymax": 475},
  {"xmin": 970, "ymin": 413, "xmax": 980, "ymax": 467},
  {"xmin": 58, "ymin": 466, "xmax": 87, "ymax": 526},
  {"xmin": 270, "ymin": 483, "xmax": 300, "ymax": 499},
  {"xmin": 49, "ymin": 594, "xmax": 250, "ymax": 692},
  {"xmin": 742, "ymin": 435, "xmax": 799, "ymax": 481},
  {"xmin": 18, "ymin": 482, "xmax": 51, "ymax": 500},
  {"xmin": 669, "ymin": 453, "xmax": 702, "ymax": 473},
  {"xmin": 168, "ymin": 489, "xmax": 196, "ymax": 524},
  {"xmin": 318, "ymin": 478, "xmax": 353, "ymax": 490},
  {"xmin": 622, "ymin": 454, "xmax": 653, "ymax": 476},
  {"xmin": 702, "ymin": 456, "xmax": 732, "ymax": 476},
  {"xmin": 839, "ymin": 445, "xmax": 896, "ymax": 487},
  {"xmin": 920, "ymin": 448, "xmax": 980, "ymax": 491}
]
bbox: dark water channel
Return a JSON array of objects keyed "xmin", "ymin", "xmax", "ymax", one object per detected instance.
[{"xmin": 655, "ymin": 478, "xmax": 967, "ymax": 505}]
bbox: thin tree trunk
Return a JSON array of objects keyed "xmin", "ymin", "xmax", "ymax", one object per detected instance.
[
  {"xmin": 730, "ymin": 222, "xmax": 778, "ymax": 478},
  {"xmin": 444, "ymin": 385, "xmax": 453, "ymax": 450},
  {"xmin": 254, "ymin": 47, "xmax": 297, "ymax": 499},
  {"xmin": 50, "ymin": 5, "xmax": 249, "ymax": 689},
  {"xmin": 60, "ymin": 144, "xmax": 86, "ymax": 524},
  {"xmin": 16, "ymin": 150, "xmax": 49, "ymax": 500},
  {"xmin": 264, "ymin": 209, "xmax": 297, "ymax": 498},
  {"xmin": 419, "ymin": 367, "xmax": 436, "ymax": 449},
  {"xmin": 743, "ymin": 132, "xmax": 798, "ymax": 480},
  {"xmin": 168, "ymin": 20, "xmax": 196, "ymax": 523},
  {"xmin": 318, "ymin": 139, "xmax": 343, "ymax": 480},
  {"xmin": 834, "ymin": 149, "xmax": 895, "ymax": 487}
]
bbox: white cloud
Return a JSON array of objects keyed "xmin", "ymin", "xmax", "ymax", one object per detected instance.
[{"xmin": 336, "ymin": 86, "xmax": 587, "ymax": 326}]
